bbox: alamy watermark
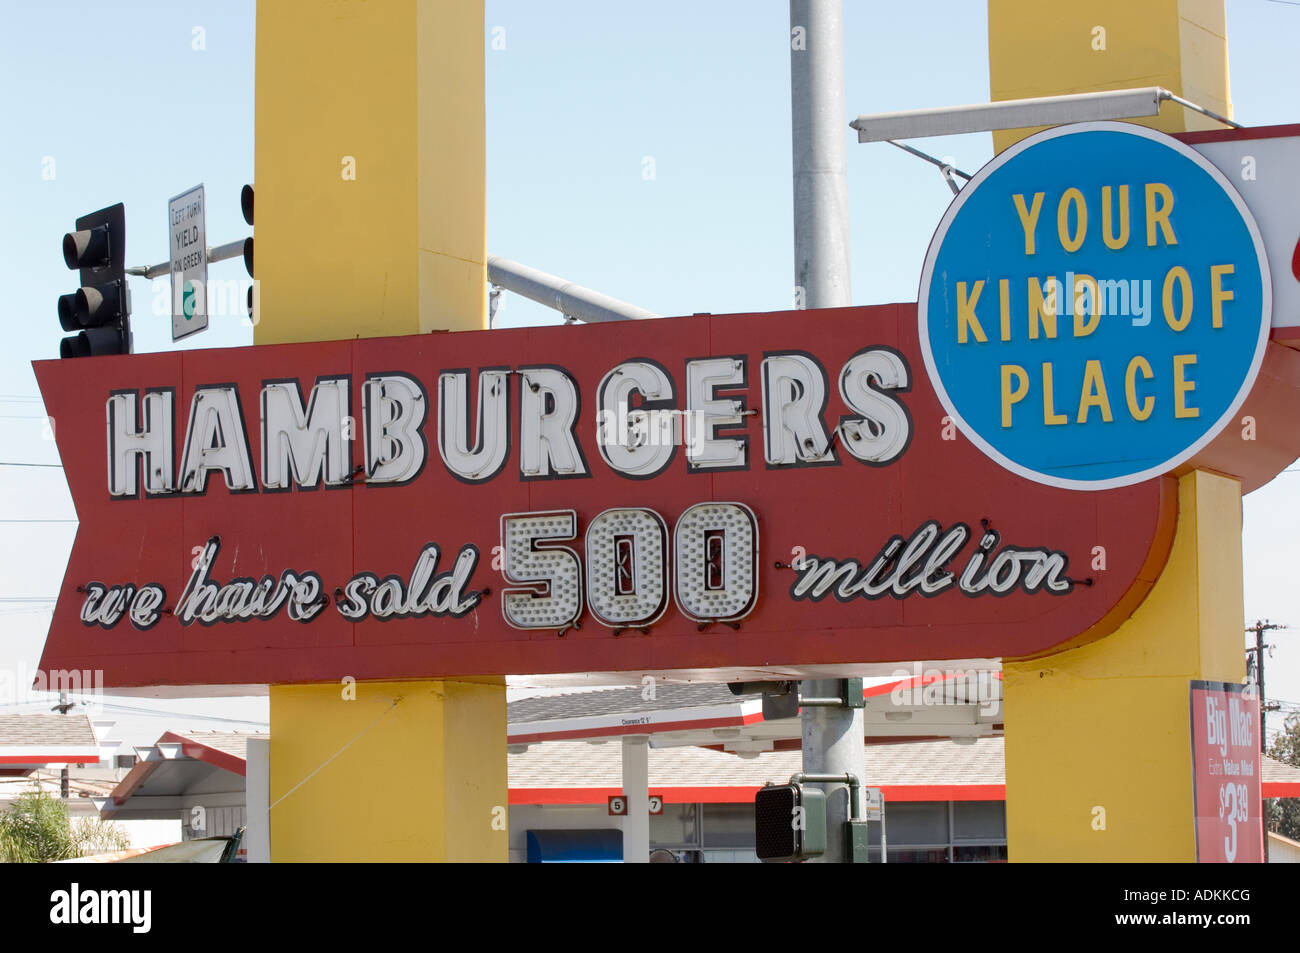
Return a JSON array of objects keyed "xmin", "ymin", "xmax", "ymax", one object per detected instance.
[
  {"xmin": 151, "ymin": 277, "xmax": 259, "ymax": 325},
  {"xmin": 596, "ymin": 403, "xmax": 726, "ymax": 450},
  {"xmin": 0, "ymin": 662, "xmax": 105, "ymax": 713},
  {"xmin": 888, "ymin": 663, "xmax": 1000, "ymax": 718},
  {"xmin": 1038, "ymin": 271, "xmax": 1154, "ymax": 325}
]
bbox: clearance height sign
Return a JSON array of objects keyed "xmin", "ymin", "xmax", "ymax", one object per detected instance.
[{"xmin": 921, "ymin": 123, "xmax": 1270, "ymax": 490}]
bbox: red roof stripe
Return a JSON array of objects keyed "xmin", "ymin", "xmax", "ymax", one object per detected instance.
[
  {"xmin": 108, "ymin": 758, "xmax": 160, "ymax": 807},
  {"xmin": 159, "ymin": 730, "xmax": 247, "ymax": 778},
  {"xmin": 508, "ymin": 711, "xmax": 763, "ymax": 744},
  {"xmin": 0, "ymin": 754, "xmax": 98, "ymax": 764}
]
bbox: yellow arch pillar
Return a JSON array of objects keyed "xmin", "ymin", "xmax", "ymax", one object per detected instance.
[
  {"xmin": 254, "ymin": 0, "xmax": 505, "ymax": 861},
  {"xmin": 990, "ymin": 1, "xmax": 1246, "ymax": 862},
  {"xmin": 1004, "ymin": 471, "xmax": 1246, "ymax": 860},
  {"xmin": 988, "ymin": 0, "xmax": 1232, "ymax": 152}
]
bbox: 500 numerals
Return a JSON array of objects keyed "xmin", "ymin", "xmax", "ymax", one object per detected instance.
[{"xmin": 499, "ymin": 503, "xmax": 759, "ymax": 631}]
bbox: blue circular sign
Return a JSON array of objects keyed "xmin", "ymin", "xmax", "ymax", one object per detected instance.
[{"xmin": 919, "ymin": 122, "xmax": 1271, "ymax": 490}]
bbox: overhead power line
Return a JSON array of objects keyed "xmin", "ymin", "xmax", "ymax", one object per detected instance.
[
  {"xmin": 95, "ymin": 701, "xmax": 269, "ymax": 726},
  {"xmin": 0, "ymin": 698, "xmax": 269, "ymax": 728}
]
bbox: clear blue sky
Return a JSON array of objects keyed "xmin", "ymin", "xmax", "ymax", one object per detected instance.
[{"xmin": 0, "ymin": 1, "xmax": 1297, "ymax": 741}]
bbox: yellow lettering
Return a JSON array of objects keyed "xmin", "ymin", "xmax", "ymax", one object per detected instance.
[
  {"xmin": 999, "ymin": 278, "xmax": 1010, "ymax": 342},
  {"xmin": 1162, "ymin": 266, "xmax": 1192, "ymax": 332},
  {"xmin": 1145, "ymin": 183, "xmax": 1177, "ymax": 246},
  {"xmin": 1028, "ymin": 277, "xmax": 1058, "ymax": 340},
  {"xmin": 1013, "ymin": 192, "xmax": 1045, "ymax": 255},
  {"xmin": 1000, "ymin": 364, "xmax": 1029, "ymax": 427},
  {"xmin": 1125, "ymin": 356, "xmax": 1154, "ymax": 421},
  {"xmin": 1042, "ymin": 363, "xmax": 1067, "ymax": 426},
  {"xmin": 1101, "ymin": 185, "xmax": 1129, "ymax": 250},
  {"xmin": 1173, "ymin": 354, "xmax": 1198, "ymax": 418},
  {"xmin": 1076, "ymin": 359, "xmax": 1113, "ymax": 423},
  {"xmin": 1211, "ymin": 263, "xmax": 1234, "ymax": 329},
  {"xmin": 957, "ymin": 280, "xmax": 988, "ymax": 343},
  {"xmin": 1057, "ymin": 188, "xmax": 1087, "ymax": 253}
]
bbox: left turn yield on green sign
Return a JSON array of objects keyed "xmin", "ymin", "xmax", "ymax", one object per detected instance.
[{"xmin": 169, "ymin": 183, "xmax": 207, "ymax": 341}]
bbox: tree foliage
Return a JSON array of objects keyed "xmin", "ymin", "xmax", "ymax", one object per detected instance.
[
  {"xmin": 0, "ymin": 787, "xmax": 75, "ymax": 863},
  {"xmin": 1266, "ymin": 712, "xmax": 1300, "ymax": 841},
  {"xmin": 72, "ymin": 814, "xmax": 131, "ymax": 856},
  {"xmin": 0, "ymin": 786, "xmax": 130, "ymax": 863}
]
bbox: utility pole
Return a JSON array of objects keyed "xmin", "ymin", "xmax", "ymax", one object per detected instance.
[
  {"xmin": 789, "ymin": 0, "xmax": 861, "ymax": 863},
  {"xmin": 1245, "ymin": 620, "xmax": 1285, "ymax": 754},
  {"xmin": 52, "ymin": 691, "xmax": 73, "ymax": 799},
  {"xmin": 790, "ymin": 0, "xmax": 852, "ymax": 310},
  {"xmin": 1246, "ymin": 619, "xmax": 1286, "ymax": 861}
]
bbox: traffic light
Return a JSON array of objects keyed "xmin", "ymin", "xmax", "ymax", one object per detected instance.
[
  {"xmin": 241, "ymin": 185, "xmax": 254, "ymax": 322},
  {"xmin": 58, "ymin": 203, "xmax": 129, "ymax": 358},
  {"xmin": 755, "ymin": 782, "xmax": 826, "ymax": 862}
]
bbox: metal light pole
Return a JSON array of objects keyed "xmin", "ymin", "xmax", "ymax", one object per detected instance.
[
  {"xmin": 790, "ymin": 0, "xmax": 852, "ymax": 309},
  {"xmin": 790, "ymin": 0, "xmax": 862, "ymax": 862}
]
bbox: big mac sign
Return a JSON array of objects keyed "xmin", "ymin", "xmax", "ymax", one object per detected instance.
[{"xmin": 35, "ymin": 123, "xmax": 1300, "ymax": 689}]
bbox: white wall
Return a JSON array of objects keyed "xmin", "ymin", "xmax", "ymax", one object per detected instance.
[
  {"xmin": 118, "ymin": 818, "xmax": 182, "ymax": 849},
  {"xmin": 1269, "ymin": 832, "xmax": 1300, "ymax": 863}
]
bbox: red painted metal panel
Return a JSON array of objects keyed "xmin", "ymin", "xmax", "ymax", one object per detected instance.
[{"xmin": 34, "ymin": 305, "xmax": 1176, "ymax": 688}]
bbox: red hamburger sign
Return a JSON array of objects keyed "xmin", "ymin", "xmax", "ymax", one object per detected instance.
[{"xmin": 35, "ymin": 304, "xmax": 1175, "ymax": 688}]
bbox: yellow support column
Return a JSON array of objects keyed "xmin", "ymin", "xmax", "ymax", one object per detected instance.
[
  {"xmin": 255, "ymin": 0, "xmax": 486, "ymax": 341},
  {"xmin": 1003, "ymin": 471, "xmax": 1247, "ymax": 861},
  {"xmin": 987, "ymin": 0, "xmax": 1232, "ymax": 152},
  {"xmin": 269, "ymin": 680, "xmax": 506, "ymax": 862},
  {"xmin": 254, "ymin": 1, "xmax": 505, "ymax": 861},
  {"xmin": 992, "ymin": 0, "xmax": 1246, "ymax": 862}
]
